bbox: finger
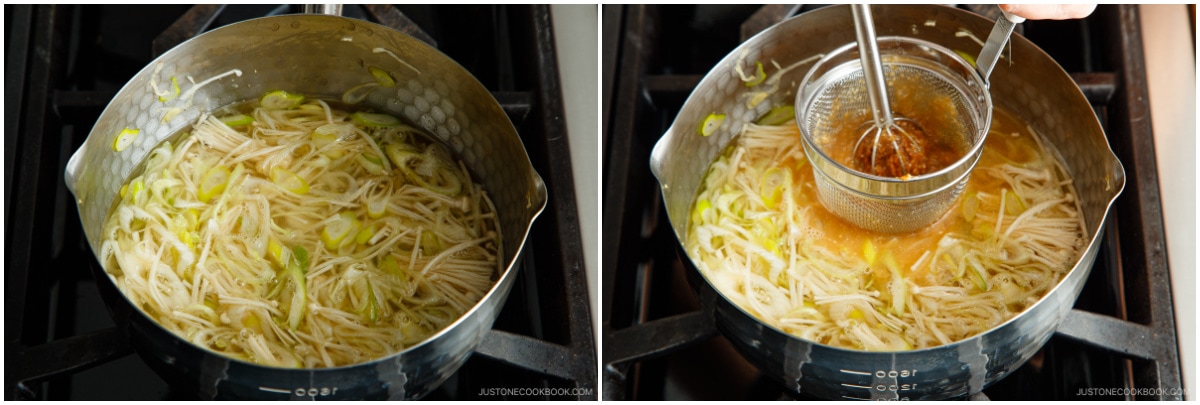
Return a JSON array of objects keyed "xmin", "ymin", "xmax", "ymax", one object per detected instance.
[{"xmin": 999, "ymin": 4, "xmax": 1097, "ymax": 20}]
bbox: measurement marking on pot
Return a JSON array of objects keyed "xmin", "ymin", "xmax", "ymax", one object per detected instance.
[
  {"xmin": 840, "ymin": 395, "xmax": 870, "ymax": 400},
  {"xmin": 258, "ymin": 387, "xmax": 291, "ymax": 394},
  {"xmin": 840, "ymin": 369, "xmax": 872, "ymax": 376},
  {"xmin": 841, "ymin": 383, "xmax": 872, "ymax": 389}
]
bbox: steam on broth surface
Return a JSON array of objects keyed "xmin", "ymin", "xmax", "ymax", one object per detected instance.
[
  {"xmin": 685, "ymin": 107, "xmax": 1084, "ymax": 351},
  {"xmin": 100, "ymin": 93, "xmax": 501, "ymax": 368}
]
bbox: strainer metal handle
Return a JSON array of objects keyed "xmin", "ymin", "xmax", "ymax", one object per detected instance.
[
  {"xmin": 851, "ymin": 4, "xmax": 893, "ymax": 129},
  {"xmin": 975, "ymin": 8, "xmax": 1026, "ymax": 83}
]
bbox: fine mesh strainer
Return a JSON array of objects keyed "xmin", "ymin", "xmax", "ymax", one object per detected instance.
[{"xmin": 796, "ymin": 37, "xmax": 991, "ymax": 233}]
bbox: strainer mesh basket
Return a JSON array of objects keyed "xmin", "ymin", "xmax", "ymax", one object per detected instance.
[{"xmin": 797, "ymin": 37, "xmax": 991, "ymax": 233}]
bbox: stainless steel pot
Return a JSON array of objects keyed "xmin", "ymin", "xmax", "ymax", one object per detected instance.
[
  {"xmin": 650, "ymin": 5, "xmax": 1125, "ymax": 400},
  {"xmin": 63, "ymin": 14, "xmax": 546, "ymax": 399}
]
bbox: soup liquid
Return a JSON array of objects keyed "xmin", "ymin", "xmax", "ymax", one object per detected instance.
[
  {"xmin": 686, "ymin": 105, "xmax": 1084, "ymax": 350},
  {"xmin": 795, "ymin": 108, "xmax": 1055, "ymax": 287}
]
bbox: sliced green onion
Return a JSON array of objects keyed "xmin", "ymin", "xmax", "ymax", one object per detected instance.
[
  {"xmin": 161, "ymin": 107, "xmax": 183, "ymax": 123},
  {"xmin": 321, "ymin": 211, "xmax": 360, "ymax": 250},
  {"xmin": 367, "ymin": 195, "xmax": 388, "ymax": 219},
  {"xmin": 972, "ymin": 222, "xmax": 995, "ymax": 240},
  {"xmin": 341, "ymin": 82, "xmax": 379, "ymax": 105},
  {"xmin": 157, "ymin": 76, "xmax": 180, "ymax": 102},
  {"xmin": 260, "ymin": 90, "xmax": 304, "ymax": 110},
  {"xmin": 198, "ymin": 165, "xmax": 231, "ymax": 203},
  {"xmin": 351, "ymin": 111, "xmax": 402, "ymax": 127},
  {"xmin": 368, "ymin": 66, "xmax": 396, "ymax": 87},
  {"xmin": 862, "ymin": 239, "xmax": 877, "ymax": 267},
  {"xmin": 758, "ymin": 167, "xmax": 789, "ymax": 209},
  {"xmin": 131, "ymin": 180, "xmax": 144, "ymax": 204},
  {"xmin": 220, "ymin": 114, "xmax": 254, "ymax": 127},
  {"xmin": 756, "ymin": 105, "xmax": 795, "ymax": 126},
  {"xmin": 286, "ymin": 245, "xmax": 309, "ymax": 330},
  {"xmin": 113, "ymin": 128, "xmax": 140, "ymax": 152},
  {"xmin": 966, "ymin": 257, "xmax": 988, "ymax": 291},
  {"xmin": 243, "ymin": 313, "xmax": 261, "ymax": 331},
  {"xmin": 267, "ymin": 236, "xmax": 288, "ymax": 268},
  {"xmin": 1005, "ymin": 191, "xmax": 1026, "ymax": 216},
  {"xmin": 883, "ymin": 251, "xmax": 906, "ymax": 316},
  {"xmin": 962, "ymin": 191, "xmax": 979, "ymax": 222},
  {"xmin": 311, "ymin": 125, "xmax": 350, "ymax": 158},
  {"xmin": 691, "ymin": 198, "xmax": 712, "ymax": 225},
  {"xmin": 698, "ymin": 113, "xmax": 725, "ymax": 137},
  {"xmin": 379, "ymin": 255, "xmax": 402, "ymax": 275},
  {"xmin": 744, "ymin": 61, "xmax": 766, "ymax": 87},
  {"xmin": 421, "ymin": 230, "xmax": 443, "ymax": 255},
  {"xmin": 747, "ymin": 92, "xmax": 769, "ymax": 108},
  {"xmin": 270, "ymin": 166, "xmax": 309, "ymax": 195},
  {"xmin": 385, "ymin": 144, "xmax": 462, "ymax": 196},
  {"xmin": 954, "ymin": 49, "xmax": 978, "ymax": 68},
  {"xmin": 365, "ymin": 279, "xmax": 379, "ymax": 324},
  {"xmin": 356, "ymin": 153, "xmax": 387, "ymax": 175},
  {"xmin": 355, "ymin": 224, "xmax": 377, "ymax": 245}
]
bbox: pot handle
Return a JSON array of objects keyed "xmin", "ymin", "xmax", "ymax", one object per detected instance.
[
  {"xmin": 64, "ymin": 145, "xmax": 84, "ymax": 196},
  {"xmin": 303, "ymin": 4, "xmax": 343, "ymax": 16}
]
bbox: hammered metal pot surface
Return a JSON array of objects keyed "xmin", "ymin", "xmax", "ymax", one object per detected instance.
[
  {"xmin": 64, "ymin": 14, "xmax": 546, "ymax": 399},
  {"xmin": 650, "ymin": 5, "xmax": 1125, "ymax": 400}
]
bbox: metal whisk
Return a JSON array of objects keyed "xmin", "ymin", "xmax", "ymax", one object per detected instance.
[
  {"xmin": 850, "ymin": 4, "xmax": 929, "ymax": 178},
  {"xmin": 796, "ymin": 6, "xmax": 998, "ymax": 233}
]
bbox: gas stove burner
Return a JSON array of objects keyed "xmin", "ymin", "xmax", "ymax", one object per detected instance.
[
  {"xmin": 7, "ymin": 4, "xmax": 594, "ymax": 400},
  {"xmin": 602, "ymin": 4, "xmax": 1180, "ymax": 400}
]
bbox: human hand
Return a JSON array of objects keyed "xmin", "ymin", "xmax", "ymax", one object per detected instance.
[{"xmin": 999, "ymin": 4, "xmax": 1097, "ymax": 20}]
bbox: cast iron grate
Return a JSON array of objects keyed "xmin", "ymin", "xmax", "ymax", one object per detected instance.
[
  {"xmin": 602, "ymin": 4, "xmax": 1179, "ymax": 400},
  {"xmin": 6, "ymin": 4, "xmax": 594, "ymax": 400}
]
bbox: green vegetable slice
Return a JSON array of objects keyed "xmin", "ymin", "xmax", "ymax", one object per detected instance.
[
  {"xmin": 954, "ymin": 49, "xmax": 978, "ymax": 68},
  {"xmin": 744, "ymin": 61, "xmax": 766, "ymax": 87},
  {"xmin": 883, "ymin": 251, "xmax": 906, "ymax": 316},
  {"xmin": 351, "ymin": 111, "xmax": 402, "ymax": 127},
  {"xmin": 1005, "ymin": 190, "xmax": 1026, "ymax": 216},
  {"xmin": 378, "ymin": 255, "xmax": 402, "ymax": 275},
  {"xmin": 112, "ymin": 127, "xmax": 140, "ymax": 152},
  {"xmin": 421, "ymin": 230, "xmax": 443, "ymax": 255},
  {"xmin": 966, "ymin": 256, "xmax": 989, "ymax": 291},
  {"xmin": 341, "ymin": 83, "xmax": 379, "ymax": 105},
  {"xmin": 321, "ymin": 211, "xmax": 360, "ymax": 250},
  {"xmin": 365, "ymin": 279, "xmax": 379, "ymax": 324},
  {"xmin": 198, "ymin": 165, "xmax": 231, "ymax": 203},
  {"xmin": 961, "ymin": 191, "xmax": 979, "ymax": 222},
  {"xmin": 368, "ymin": 66, "xmax": 396, "ymax": 87},
  {"xmin": 385, "ymin": 144, "xmax": 463, "ymax": 196},
  {"xmin": 260, "ymin": 90, "xmax": 305, "ymax": 110},
  {"xmin": 756, "ymin": 105, "xmax": 795, "ymax": 126},
  {"xmin": 355, "ymin": 224, "xmax": 377, "ymax": 245},
  {"xmin": 862, "ymin": 239, "xmax": 877, "ymax": 266},
  {"xmin": 270, "ymin": 167, "xmax": 309, "ymax": 195},
  {"xmin": 367, "ymin": 195, "xmax": 388, "ymax": 218},
  {"xmin": 356, "ymin": 153, "xmax": 387, "ymax": 175},
  {"xmin": 220, "ymin": 114, "xmax": 254, "ymax": 127},
  {"xmin": 699, "ymin": 113, "xmax": 726, "ymax": 137},
  {"xmin": 286, "ymin": 246, "xmax": 309, "ymax": 330},
  {"xmin": 157, "ymin": 76, "xmax": 181, "ymax": 102}
]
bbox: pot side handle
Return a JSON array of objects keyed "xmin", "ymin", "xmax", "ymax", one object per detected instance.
[
  {"xmin": 64, "ymin": 146, "xmax": 85, "ymax": 196},
  {"xmin": 649, "ymin": 125, "xmax": 675, "ymax": 185},
  {"xmin": 532, "ymin": 172, "xmax": 548, "ymax": 213}
]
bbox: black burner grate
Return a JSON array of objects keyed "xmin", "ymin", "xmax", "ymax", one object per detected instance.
[
  {"xmin": 6, "ymin": 4, "xmax": 594, "ymax": 400},
  {"xmin": 602, "ymin": 4, "xmax": 1180, "ymax": 400}
]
